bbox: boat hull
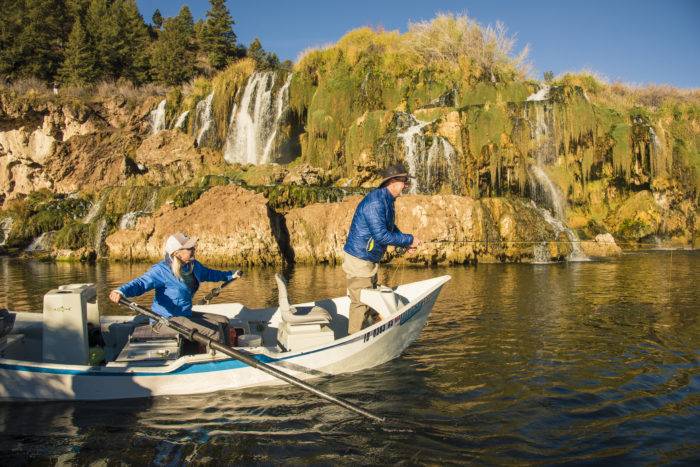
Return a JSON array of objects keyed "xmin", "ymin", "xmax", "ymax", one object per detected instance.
[{"xmin": 0, "ymin": 276, "xmax": 447, "ymax": 401}]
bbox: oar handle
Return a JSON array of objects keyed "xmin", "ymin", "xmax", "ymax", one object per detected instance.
[
  {"xmin": 116, "ymin": 297, "xmax": 385, "ymax": 424},
  {"xmin": 197, "ymin": 270, "xmax": 242, "ymax": 305}
]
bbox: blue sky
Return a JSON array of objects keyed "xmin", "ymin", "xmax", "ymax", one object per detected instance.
[{"xmin": 136, "ymin": 0, "xmax": 700, "ymax": 88}]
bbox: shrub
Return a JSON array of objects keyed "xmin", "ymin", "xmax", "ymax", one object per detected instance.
[{"xmin": 53, "ymin": 222, "xmax": 91, "ymax": 249}]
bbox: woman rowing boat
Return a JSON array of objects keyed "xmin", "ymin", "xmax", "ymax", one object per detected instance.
[{"xmin": 109, "ymin": 232, "xmax": 238, "ymax": 343}]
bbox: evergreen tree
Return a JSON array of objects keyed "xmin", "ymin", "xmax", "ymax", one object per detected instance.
[
  {"xmin": 0, "ymin": 0, "xmax": 26, "ymax": 79},
  {"xmin": 113, "ymin": 0, "xmax": 151, "ymax": 83},
  {"xmin": 0, "ymin": 0, "xmax": 68, "ymax": 81},
  {"xmin": 150, "ymin": 6, "xmax": 196, "ymax": 85},
  {"xmin": 58, "ymin": 16, "xmax": 98, "ymax": 85},
  {"xmin": 84, "ymin": 0, "xmax": 111, "ymax": 79},
  {"xmin": 152, "ymin": 9, "xmax": 163, "ymax": 29},
  {"xmin": 247, "ymin": 38, "xmax": 265, "ymax": 65},
  {"xmin": 203, "ymin": 0, "xmax": 236, "ymax": 70},
  {"xmin": 247, "ymin": 38, "xmax": 279, "ymax": 70},
  {"xmin": 85, "ymin": 0, "xmax": 151, "ymax": 83}
]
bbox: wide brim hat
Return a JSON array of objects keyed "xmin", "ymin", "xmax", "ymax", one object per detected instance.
[
  {"xmin": 378, "ymin": 163, "xmax": 415, "ymax": 187},
  {"xmin": 164, "ymin": 232, "xmax": 198, "ymax": 256}
]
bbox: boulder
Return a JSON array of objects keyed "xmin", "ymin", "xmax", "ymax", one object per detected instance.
[
  {"xmin": 106, "ymin": 185, "xmax": 283, "ymax": 265},
  {"xmin": 134, "ymin": 130, "xmax": 203, "ymax": 185},
  {"xmin": 580, "ymin": 233, "xmax": 622, "ymax": 257}
]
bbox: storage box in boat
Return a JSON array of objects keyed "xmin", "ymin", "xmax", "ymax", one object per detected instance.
[
  {"xmin": 42, "ymin": 283, "xmax": 98, "ymax": 365},
  {"xmin": 277, "ymin": 322, "xmax": 334, "ymax": 351}
]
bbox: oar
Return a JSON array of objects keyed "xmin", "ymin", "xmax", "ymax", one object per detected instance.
[
  {"xmin": 197, "ymin": 270, "xmax": 242, "ymax": 305},
  {"xmin": 117, "ymin": 297, "xmax": 386, "ymax": 424}
]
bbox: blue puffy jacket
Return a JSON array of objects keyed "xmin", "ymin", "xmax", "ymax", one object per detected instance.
[
  {"xmin": 343, "ymin": 187, "xmax": 413, "ymax": 263},
  {"xmin": 118, "ymin": 257, "xmax": 234, "ymax": 318}
]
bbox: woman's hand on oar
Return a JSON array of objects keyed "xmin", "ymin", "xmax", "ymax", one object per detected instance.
[
  {"xmin": 198, "ymin": 270, "xmax": 242, "ymax": 305},
  {"xmin": 115, "ymin": 296, "xmax": 386, "ymax": 424}
]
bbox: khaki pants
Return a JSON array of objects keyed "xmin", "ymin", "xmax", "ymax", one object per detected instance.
[
  {"xmin": 347, "ymin": 274, "xmax": 378, "ymax": 335},
  {"xmin": 343, "ymin": 252, "xmax": 379, "ymax": 335}
]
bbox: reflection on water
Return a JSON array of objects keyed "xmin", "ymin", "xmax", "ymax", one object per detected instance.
[{"xmin": 0, "ymin": 252, "xmax": 699, "ymax": 464}]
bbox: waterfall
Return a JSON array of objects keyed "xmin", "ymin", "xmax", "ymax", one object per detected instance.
[
  {"xmin": 528, "ymin": 165, "xmax": 566, "ymax": 220},
  {"xmin": 172, "ymin": 110, "xmax": 189, "ymax": 130},
  {"xmin": 526, "ymin": 84, "xmax": 550, "ymax": 102},
  {"xmin": 532, "ymin": 242, "xmax": 552, "ymax": 264},
  {"xmin": 535, "ymin": 204, "xmax": 589, "ymax": 261},
  {"xmin": 195, "ymin": 92, "xmax": 214, "ymax": 147},
  {"xmin": 25, "ymin": 232, "xmax": 52, "ymax": 252},
  {"xmin": 94, "ymin": 218, "xmax": 108, "ymax": 255},
  {"xmin": 223, "ymin": 72, "xmax": 292, "ymax": 165},
  {"xmin": 398, "ymin": 117, "xmax": 431, "ymax": 194},
  {"xmin": 150, "ymin": 99, "xmax": 167, "ymax": 134},
  {"xmin": 82, "ymin": 197, "xmax": 104, "ymax": 224},
  {"xmin": 118, "ymin": 211, "xmax": 142, "ymax": 230},
  {"xmin": 397, "ymin": 115, "xmax": 458, "ymax": 194},
  {"xmin": 261, "ymin": 74, "xmax": 293, "ymax": 162},
  {"xmin": 0, "ymin": 218, "xmax": 13, "ymax": 246},
  {"xmin": 527, "ymin": 166, "xmax": 588, "ymax": 261}
]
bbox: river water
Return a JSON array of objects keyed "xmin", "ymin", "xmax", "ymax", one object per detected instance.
[{"xmin": 0, "ymin": 251, "xmax": 698, "ymax": 464}]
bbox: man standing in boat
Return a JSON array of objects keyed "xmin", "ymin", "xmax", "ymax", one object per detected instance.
[{"xmin": 343, "ymin": 163, "xmax": 420, "ymax": 335}]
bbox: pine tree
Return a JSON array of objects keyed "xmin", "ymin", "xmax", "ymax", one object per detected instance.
[
  {"xmin": 1, "ymin": 0, "xmax": 68, "ymax": 81},
  {"xmin": 58, "ymin": 16, "xmax": 98, "ymax": 86},
  {"xmin": 248, "ymin": 38, "xmax": 265, "ymax": 65},
  {"xmin": 248, "ymin": 38, "xmax": 279, "ymax": 70},
  {"xmin": 84, "ymin": 0, "xmax": 111, "ymax": 79},
  {"xmin": 113, "ymin": 0, "xmax": 151, "ymax": 83},
  {"xmin": 203, "ymin": 0, "xmax": 236, "ymax": 70},
  {"xmin": 150, "ymin": 6, "xmax": 196, "ymax": 85},
  {"xmin": 0, "ymin": 0, "xmax": 26, "ymax": 79},
  {"xmin": 152, "ymin": 9, "xmax": 163, "ymax": 29}
]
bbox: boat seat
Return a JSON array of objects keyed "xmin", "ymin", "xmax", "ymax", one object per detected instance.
[
  {"xmin": 281, "ymin": 306, "xmax": 331, "ymax": 325},
  {"xmin": 131, "ymin": 323, "xmax": 179, "ymax": 341}
]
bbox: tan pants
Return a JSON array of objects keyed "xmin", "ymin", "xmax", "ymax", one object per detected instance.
[{"xmin": 346, "ymin": 274, "xmax": 378, "ymax": 335}]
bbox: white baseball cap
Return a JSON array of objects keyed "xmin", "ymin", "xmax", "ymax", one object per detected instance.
[{"xmin": 164, "ymin": 232, "xmax": 198, "ymax": 256}]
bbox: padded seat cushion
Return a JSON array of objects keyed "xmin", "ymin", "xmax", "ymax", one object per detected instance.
[
  {"xmin": 281, "ymin": 306, "xmax": 331, "ymax": 325},
  {"xmin": 131, "ymin": 324, "xmax": 179, "ymax": 341}
]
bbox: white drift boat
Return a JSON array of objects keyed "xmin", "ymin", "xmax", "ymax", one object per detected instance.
[{"xmin": 0, "ymin": 275, "xmax": 450, "ymax": 401}]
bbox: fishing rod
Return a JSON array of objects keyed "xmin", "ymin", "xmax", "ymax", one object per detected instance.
[
  {"xmin": 423, "ymin": 239, "xmax": 678, "ymax": 248},
  {"xmin": 116, "ymin": 297, "xmax": 386, "ymax": 424},
  {"xmin": 197, "ymin": 270, "xmax": 242, "ymax": 305}
]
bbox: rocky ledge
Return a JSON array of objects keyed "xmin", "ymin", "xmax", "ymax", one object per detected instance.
[{"xmin": 103, "ymin": 185, "xmax": 620, "ymax": 266}]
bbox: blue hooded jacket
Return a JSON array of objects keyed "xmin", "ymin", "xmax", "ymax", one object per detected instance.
[
  {"xmin": 343, "ymin": 187, "xmax": 413, "ymax": 263},
  {"xmin": 118, "ymin": 257, "xmax": 234, "ymax": 318}
]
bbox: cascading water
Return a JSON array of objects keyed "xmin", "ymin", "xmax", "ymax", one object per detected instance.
[
  {"xmin": 0, "ymin": 218, "xmax": 13, "ymax": 246},
  {"xmin": 195, "ymin": 92, "xmax": 214, "ymax": 147},
  {"xmin": 172, "ymin": 110, "xmax": 189, "ymax": 130},
  {"xmin": 94, "ymin": 218, "xmax": 108, "ymax": 256},
  {"xmin": 118, "ymin": 211, "xmax": 142, "ymax": 230},
  {"xmin": 397, "ymin": 114, "xmax": 458, "ymax": 194},
  {"xmin": 82, "ymin": 197, "xmax": 104, "ymax": 224},
  {"xmin": 526, "ymin": 84, "xmax": 550, "ymax": 102},
  {"xmin": 261, "ymin": 74, "xmax": 293, "ymax": 162},
  {"xmin": 25, "ymin": 232, "xmax": 52, "ymax": 252},
  {"xmin": 524, "ymin": 98, "xmax": 588, "ymax": 261},
  {"xmin": 527, "ymin": 165, "xmax": 566, "ymax": 220},
  {"xmin": 150, "ymin": 99, "xmax": 167, "ymax": 134},
  {"xmin": 535, "ymin": 203, "xmax": 589, "ymax": 261},
  {"xmin": 398, "ymin": 117, "xmax": 431, "ymax": 194},
  {"xmin": 223, "ymin": 72, "xmax": 292, "ymax": 165}
]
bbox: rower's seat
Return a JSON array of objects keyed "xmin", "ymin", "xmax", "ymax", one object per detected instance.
[{"xmin": 275, "ymin": 273, "xmax": 334, "ymax": 351}]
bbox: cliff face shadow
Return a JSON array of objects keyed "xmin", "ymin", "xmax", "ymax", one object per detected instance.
[{"xmin": 266, "ymin": 206, "xmax": 295, "ymax": 265}]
